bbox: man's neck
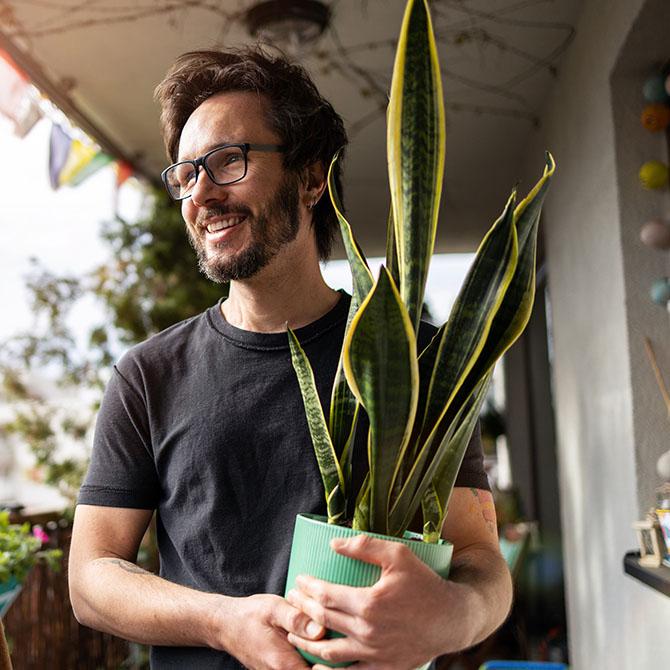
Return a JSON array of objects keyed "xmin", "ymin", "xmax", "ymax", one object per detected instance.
[{"xmin": 221, "ymin": 257, "xmax": 340, "ymax": 334}]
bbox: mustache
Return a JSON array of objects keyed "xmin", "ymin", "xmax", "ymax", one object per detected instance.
[{"xmin": 196, "ymin": 204, "xmax": 253, "ymax": 228}]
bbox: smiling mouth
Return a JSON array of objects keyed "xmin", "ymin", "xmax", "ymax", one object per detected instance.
[{"xmin": 204, "ymin": 215, "xmax": 247, "ymax": 234}]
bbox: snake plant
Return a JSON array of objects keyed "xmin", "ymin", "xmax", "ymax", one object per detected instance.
[{"xmin": 288, "ymin": 0, "xmax": 555, "ymax": 542}]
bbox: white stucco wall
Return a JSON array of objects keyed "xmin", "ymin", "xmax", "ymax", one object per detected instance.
[{"xmin": 518, "ymin": 0, "xmax": 670, "ymax": 667}]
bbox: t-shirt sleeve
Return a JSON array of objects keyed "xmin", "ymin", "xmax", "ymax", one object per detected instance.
[
  {"xmin": 453, "ymin": 421, "xmax": 490, "ymax": 491},
  {"xmin": 78, "ymin": 362, "xmax": 161, "ymax": 509}
]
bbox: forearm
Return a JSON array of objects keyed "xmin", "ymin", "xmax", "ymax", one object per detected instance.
[
  {"xmin": 441, "ymin": 544, "xmax": 513, "ymax": 650},
  {"xmin": 70, "ymin": 557, "xmax": 234, "ymax": 649}
]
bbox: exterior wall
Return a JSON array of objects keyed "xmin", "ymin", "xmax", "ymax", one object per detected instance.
[{"xmin": 518, "ymin": 0, "xmax": 670, "ymax": 667}]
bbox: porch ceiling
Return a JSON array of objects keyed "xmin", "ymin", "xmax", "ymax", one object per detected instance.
[{"xmin": 0, "ymin": 0, "xmax": 582, "ymax": 256}]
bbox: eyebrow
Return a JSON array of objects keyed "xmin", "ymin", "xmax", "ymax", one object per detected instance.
[{"xmin": 177, "ymin": 140, "xmax": 234, "ymax": 162}]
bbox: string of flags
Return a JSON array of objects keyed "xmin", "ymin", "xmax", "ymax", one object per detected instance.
[
  {"xmin": 0, "ymin": 48, "xmax": 41, "ymax": 138},
  {"xmin": 0, "ymin": 48, "xmax": 135, "ymax": 192},
  {"xmin": 48, "ymin": 123, "xmax": 133, "ymax": 190}
]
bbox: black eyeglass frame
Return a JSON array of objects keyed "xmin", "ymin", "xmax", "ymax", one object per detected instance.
[{"xmin": 161, "ymin": 142, "xmax": 284, "ymax": 201}]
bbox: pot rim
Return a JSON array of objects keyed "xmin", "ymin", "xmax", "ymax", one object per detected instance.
[{"xmin": 296, "ymin": 512, "xmax": 453, "ymax": 548}]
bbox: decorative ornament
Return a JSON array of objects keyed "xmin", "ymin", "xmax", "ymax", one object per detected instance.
[
  {"xmin": 643, "ymin": 73, "xmax": 670, "ymax": 103},
  {"xmin": 658, "ymin": 449, "xmax": 670, "ymax": 480},
  {"xmin": 641, "ymin": 103, "xmax": 670, "ymax": 132},
  {"xmin": 639, "ymin": 160, "xmax": 669, "ymax": 190},
  {"xmin": 633, "ymin": 513, "xmax": 665, "ymax": 568},
  {"xmin": 651, "ymin": 279, "xmax": 670, "ymax": 306},
  {"xmin": 640, "ymin": 218, "xmax": 670, "ymax": 250}
]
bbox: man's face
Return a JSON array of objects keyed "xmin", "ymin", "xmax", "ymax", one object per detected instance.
[{"xmin": 178, "ymin": 91, "xmax": 301, "ymax": 283}]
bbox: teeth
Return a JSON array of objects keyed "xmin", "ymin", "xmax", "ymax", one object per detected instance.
[{"xmin": 206, "ymin": 216, "xmax": 244, "ymax": 233}]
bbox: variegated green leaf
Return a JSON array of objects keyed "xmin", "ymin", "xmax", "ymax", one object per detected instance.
[
  {"xmin": 391, "ymin": 324, "xmax": 445, "ymax": 502},
  {"xmin": 326, "ymin": 151, "xmax": 373, "ymax": 480},
  {"xmin": 388, "ymin": 0, "xmax": 445, "ymax": 333},
  {"xmin": 327, "ymin": 151, "xmax": 373, "ymax": 306},
  {"xmin": 385, "ymin": 206, "xmax": 400, "ymax": 289},
  {"xmin": 421, "ymin": 485, "xmax": 442, "ymax": 543},
  {"xmin": 389, "ymin": 371, "xmax": 491, "ymax": 535},
  {"xmin": 353, "ymin": 472, "xmax": 371, "ymax": 531},
  {"xmin": 419, "ymin": 190, "xmax": 518, "ymax": 448},
  {"xmin": 343, "ymin": 266, "xmax": 419, "ymax": 535},
  {"xmin": 386, "ymin": 194, "xmax": 517, "ymax": 533},
  {"xmin": 429, "ymin": 372, "xmax": 492, "ymax": 527},
  {"xmin": 426, "ymin": 154, "xmax": 556, "ymax": 447},
  {"xmin": 288, "ymin": 327, "xmax": 346, "ymax": 524}
]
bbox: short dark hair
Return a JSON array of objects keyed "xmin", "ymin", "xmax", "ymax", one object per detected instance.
[{"xmin": 154, "ymin": 47, "xmax": 348, "ymax": 260}]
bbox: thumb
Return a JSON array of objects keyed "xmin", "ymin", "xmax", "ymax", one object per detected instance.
[{"xmin": 272, "ymin": 597, "xmax": 325, "ymax": 640}]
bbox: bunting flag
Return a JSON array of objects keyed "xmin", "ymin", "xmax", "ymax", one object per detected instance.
[
  {"xmin": 48, "ymin": 123, "xmax": 112, "ymax": 189},
  {"xmin": 68, "ymin": 150, "xmax": 113, "ymax": 186},
  {"xmin": 49, "ymin": 124, "xmax": 72, "ymax": 189},
  {"xmin": 0, "ymin": 49, "xmax": 42, "ymax": 137},
  {"xmin": 114, "ymin": 160, "xmax": 134, "ymax": 187}
]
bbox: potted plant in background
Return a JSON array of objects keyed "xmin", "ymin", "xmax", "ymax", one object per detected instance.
[
  {"xmin": 285, "ymin": 0, "xmax": 555, "ymax": 666},
  {"xmin": 0, "ymin": 510, "xmax": 62, "ymax": 617}
]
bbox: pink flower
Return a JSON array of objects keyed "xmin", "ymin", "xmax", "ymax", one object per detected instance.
[{"xmin": 32, "ymin": 526, "xmax": 49, "ymax": 544}]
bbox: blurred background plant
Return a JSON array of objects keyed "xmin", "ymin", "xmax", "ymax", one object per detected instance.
[
  {"xmin": 0, "ymin": 510, "xmax": 61, "ymax": 584},
  {"xmin": 0, "ymin": 188, "xmax": 225, "ymax": 520}
]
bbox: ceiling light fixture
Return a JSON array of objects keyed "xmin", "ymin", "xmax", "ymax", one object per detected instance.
[{"xmin": 244, "ymin": 0, "xmax": 331, "ymax": 53}]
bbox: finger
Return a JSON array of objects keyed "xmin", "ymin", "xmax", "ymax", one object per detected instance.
[
  {"xmin": 270, "ymin": 597, "xmax": 325, "ymax": 640},
  {"xmin": 286, "ymin": 587, "xmax": 358, "ymax": 636},
  {"xmin": 330, "ymin": 534, "xmax": 412, "ymax": 571},
  {"xmin": 287, "ymin": 631, "xmax": 363, "ymax": 666},
  {"xmin": 294, "ymin": 574, "xmax": 371, "ymax": 615}
]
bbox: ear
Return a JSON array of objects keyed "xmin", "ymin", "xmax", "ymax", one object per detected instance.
[{"xmin": 301, "ymin": 161, "xmax": 327, "ymax": 212}]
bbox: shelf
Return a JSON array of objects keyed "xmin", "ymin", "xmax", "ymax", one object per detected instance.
[{"xmin": 623, "ymin": 551, "xmax": 670, "ymax": 596}]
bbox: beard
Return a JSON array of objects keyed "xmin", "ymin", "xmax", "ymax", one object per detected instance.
[{"xmin": 187, "ymin": 173, "xmax": 301, "ymax": 283}]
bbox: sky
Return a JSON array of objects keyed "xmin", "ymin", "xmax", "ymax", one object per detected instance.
[{"xmin": 0, "ymin": 115, "xmax": 143, "ymax": 342}]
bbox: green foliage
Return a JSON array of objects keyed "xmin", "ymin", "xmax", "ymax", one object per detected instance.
[
  {"xmin": 96, "ymin": 189, "xmax": 224, "ymax": 344},
  {"xmin": 0, "ymin": 510, "xmax": 62, "ymax": 583},
  {"xmin": 0, "ymin": 188, "xmax": 226, "ymax": 515},
  {"xmin": 289, "ymin": 0, "xmax": 555, "ymax": 541}
]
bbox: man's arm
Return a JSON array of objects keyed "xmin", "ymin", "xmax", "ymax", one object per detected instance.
[
  {"xmin": 285, "ymin": 487, "xmax": 512, "ymax": 670},
  {"xmin": 436, "ymin": 487, "xmax": 512, "ymax": 645},
  {"xmin": 69, "ymin": 504, "xmax": 324, "ymax": 669}
]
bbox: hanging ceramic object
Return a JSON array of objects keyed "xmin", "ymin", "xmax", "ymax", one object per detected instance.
[
  {"xmin": 640, "ymin": 219, "xmax": 670, "ymax": 249},
  {"xmin": 641, "ymin": 103, "xmax": 670, "ymax": 132},
  {"xmin": 650, "ymin": 278, "xmax": 670, "ymax": 306},
  {"xmin": 639, "ymin": 161, "xmax": 669, "ymax": 189},
  {"xmin": 658, "ymin": 449, "xmax": 670, "ymax": 480},
  {"xmin": 643, "ymin": 73, "xmax": 670, "ymax": 103}
]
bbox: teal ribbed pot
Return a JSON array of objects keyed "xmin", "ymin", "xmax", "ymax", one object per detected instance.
[
  {"xmin": 285, "ymin": 513, "xmax": 453, "ymax": 669},
  {"xmin": 0, "ymin": 577, "xmax": 22, "ymax": 618}
]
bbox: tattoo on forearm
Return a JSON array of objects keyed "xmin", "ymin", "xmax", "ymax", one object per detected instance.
[
  {"xmin": 99, "ymin": 558, "xmax": 150, "ymax": 575},
  {"xmin": 469, "ymin": 488, "xmax": 497, "ymax": 535}
]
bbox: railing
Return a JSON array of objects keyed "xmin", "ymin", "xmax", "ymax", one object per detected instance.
[{"xmin": 3, "ymin": 518, "xmax": 131, "ymax": 670}]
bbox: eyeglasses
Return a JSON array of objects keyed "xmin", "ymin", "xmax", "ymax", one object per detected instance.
[{"xmin": 161, "ymin": 143, "xmax": 284, "ymax": 201}]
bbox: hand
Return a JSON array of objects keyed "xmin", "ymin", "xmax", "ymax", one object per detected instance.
[
  {"xmin": 213, "ymin": 593, "xmax": 325, "ymax": 670},
  {"xmin": 286, "ymin": 534, "xmax": 473, "ymax": 670}
]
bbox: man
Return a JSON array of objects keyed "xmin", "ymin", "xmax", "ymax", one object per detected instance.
[{"xmin": 69, "ymin": 48, "xmax": 512, "ymax": 670}]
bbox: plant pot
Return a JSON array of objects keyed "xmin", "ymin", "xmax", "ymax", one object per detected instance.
[
  {"xmin": 285, "ymin": 513, "xmax": 453, "ymax": 669},
  {"xmin": 0, "ymin": 577, "xmax": 23, "ymax": 619}
]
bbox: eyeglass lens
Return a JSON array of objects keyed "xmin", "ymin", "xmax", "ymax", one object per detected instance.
[{"xmin": 165, "ymin": 145, "xmax": 246, "ymax": 199}]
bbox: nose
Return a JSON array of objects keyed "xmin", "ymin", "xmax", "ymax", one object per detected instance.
[{"xmin": 190, "ymin": 166, "xmax": 228, "ymax": 207}]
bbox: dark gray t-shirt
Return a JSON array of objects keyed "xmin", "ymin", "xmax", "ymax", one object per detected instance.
[{"xmin": 78, "ymin": 291, "xmax": 488, "ymax": 669}]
